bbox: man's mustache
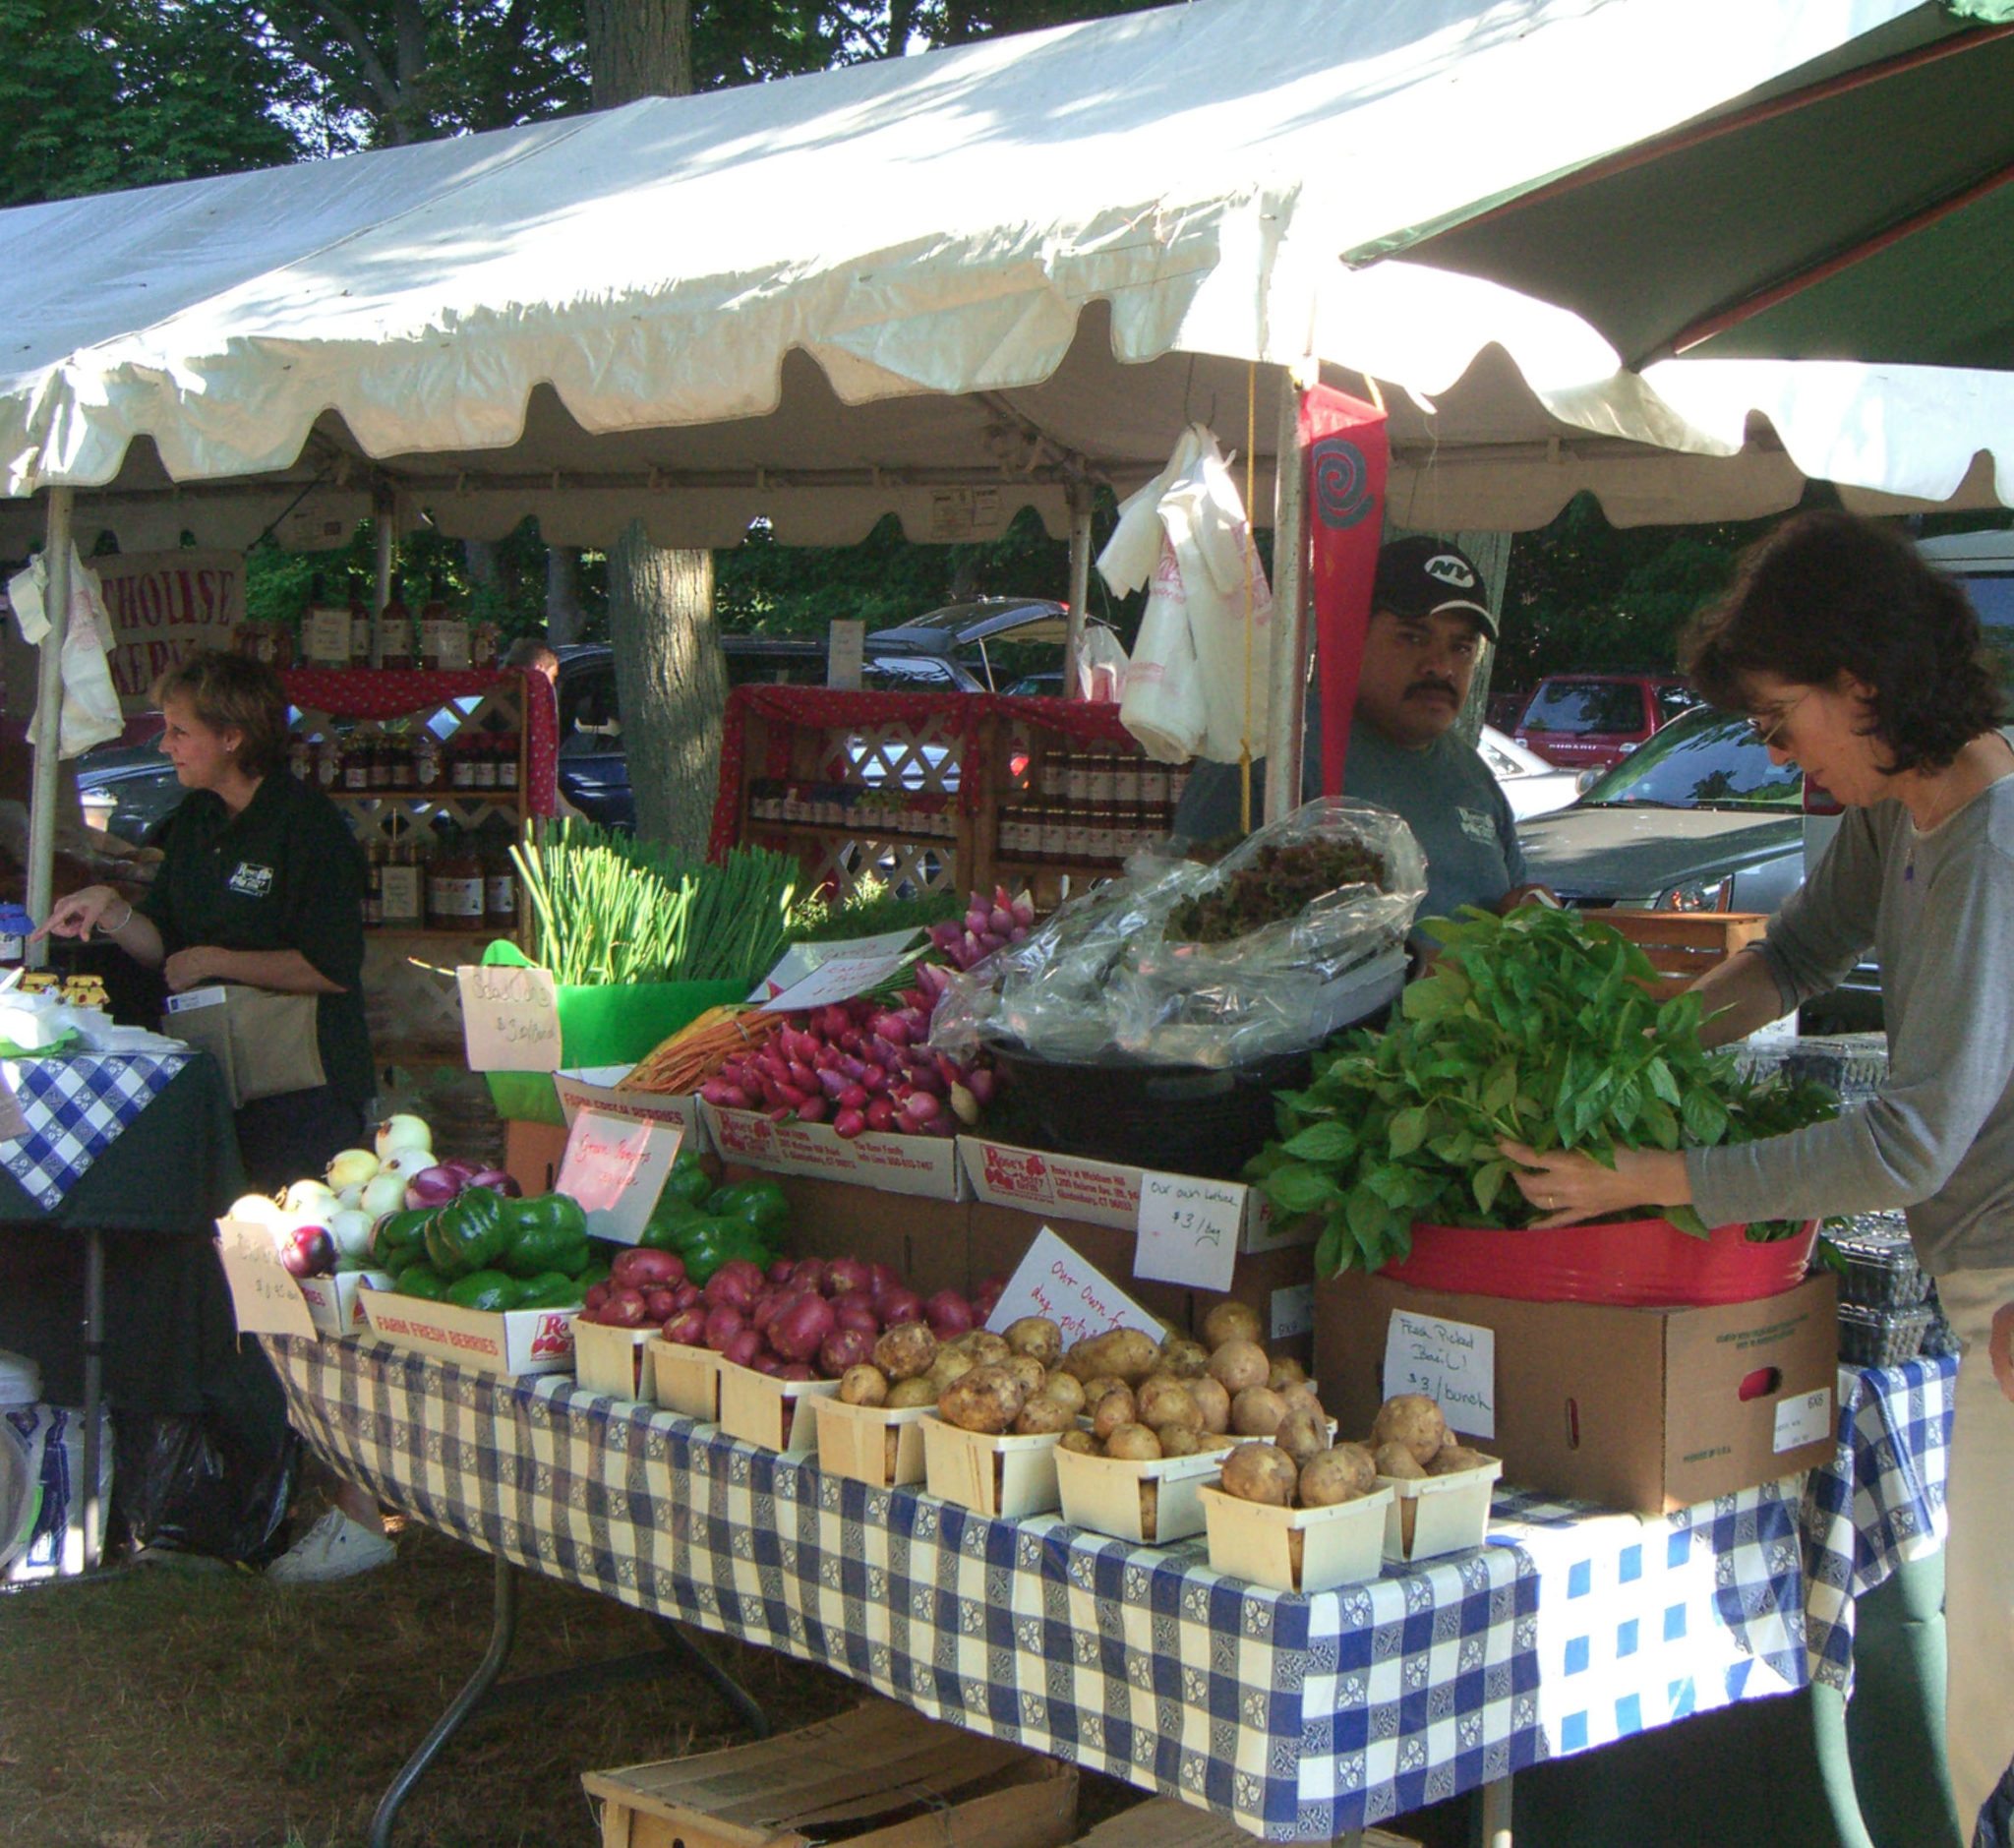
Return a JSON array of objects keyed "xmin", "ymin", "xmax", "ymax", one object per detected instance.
[{"xmin": 1406, "ymin": 678, "xmax": 1458, "ymax": 699}]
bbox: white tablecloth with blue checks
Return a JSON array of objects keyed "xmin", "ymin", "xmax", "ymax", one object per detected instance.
[
  {"xmin": 0, "ymin": 1051, "xmax": 191, "ymax": 1210},
  {"xmin": 264, "ymin": 1336, "xmax": 1953, "ymax": 1840}
]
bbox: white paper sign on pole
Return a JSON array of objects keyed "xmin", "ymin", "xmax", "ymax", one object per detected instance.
[
  {"xmin": 984, "ymin": 1225, "xmax": 1165, "ymax": 1348},
  {"xmin": 555, "ymin": 1107, "xmax": 681, "ymax": 1245},
  {"xmin": 457, "ymin": 963, "xmax": 561, "ymax": 1071},
  {"xmin": 1134, "ymin": 1169, "xmax": 1241, "ymax": 1291},
  {"xmin": 1382, "ymin": 1308, "xmax": 1496, "ymax": 1439},
  {"xmin": 215, "ymin": 1219, "xmax": 318, "ymax": 1341},
  {"xmin": 827, "ymin": 619, "xmax": 865, "ymax": 688},
  {"xmin": 748, "ymin": 928, "xmax": 923, "ymax": 1012}
]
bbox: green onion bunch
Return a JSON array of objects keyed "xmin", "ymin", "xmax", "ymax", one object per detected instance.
[{"xmin": 510, "ymin": 819, "xmax": 799, "ymax": 987}]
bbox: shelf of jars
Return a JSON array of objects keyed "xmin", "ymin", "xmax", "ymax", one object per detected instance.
[
  {"xmin": 277, "ymin": 668, "xmax": 556, "ymax": 1066},
  {"xmin": 713, "ymin": 686, "xmax": 1179, "ymax": 908}
]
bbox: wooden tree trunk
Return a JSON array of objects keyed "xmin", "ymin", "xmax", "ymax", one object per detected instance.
[
  {"xmin": 605, "ymin": 538, "xmax": 723, "ymax": 857},
  {"xmin": 545, "ymin": 546, "xmax": 587, "ymax": 643},
  {"xmin": 584, "ymin": 0, "xmax": 717, "ymax": 852}
]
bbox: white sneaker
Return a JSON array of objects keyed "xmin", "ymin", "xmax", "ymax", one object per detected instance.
[{"xmin": 265, "ymin": 1509, "xmax": 395, "ymax": 1584}]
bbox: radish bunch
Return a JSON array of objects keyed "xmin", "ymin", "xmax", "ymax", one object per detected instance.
[
  {"xmin": 926, "ymin": 885, "xmax": 1036, "ymax": 974},
  {"xmin": 698, "ymin": 980, "xmax": 997, "ymax": 1138}
]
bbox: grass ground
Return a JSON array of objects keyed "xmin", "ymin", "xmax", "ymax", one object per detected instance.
[{"xmin": 0, "ymin": 1515, "xmax": 1148, "ymax": 1848}]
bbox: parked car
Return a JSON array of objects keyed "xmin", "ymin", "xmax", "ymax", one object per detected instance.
[
  {"xmin": 1512, "ymin": 672, "xmax": 1695, "ymax": 771},
  {"xmin": 1476, "ymin": 725, "xmax": 1580, "ymax": 820},
  {"xmin": 860, "ymin": 598, "xmax": 1072, "ymax": 693},
  {"xmin": 75, "ymin": 741, "xmax": 187, "ymax": 845}
]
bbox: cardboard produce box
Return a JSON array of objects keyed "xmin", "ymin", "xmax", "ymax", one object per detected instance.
[
  {"xmin": 555, "ymin": 1065, "xmax": 711, "ymax": 1153},
  {"xmin": 504, "ymin": 1117, "xmax": 571, "ymax": 1199},
  {"xmin": 1315, "ymin": 1271, "xmax": 1839, "ymax": 1514},
  {"xmin": 296, "ymin": 1270, "xmax": 380, "ymax": 1338},
  {"xmin": 583, "ymin": 1700, "xmax": 1077, "ymax": 1848},
  {"xmin": 702, "ymin": 1102, "xmax": 966, "ymax": 1200},
  {"xmin": 359, "ymin": 1289, "xmax": 577, "ymax": 1376},
  {"xmin": 960, "ymin": 1135, "xmax": 1311, "ymax": 1254}
]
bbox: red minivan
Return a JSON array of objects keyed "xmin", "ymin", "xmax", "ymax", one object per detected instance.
[{"xmin": 1512, "ymin": 673, "xmax": 1695, "ymax": 771}]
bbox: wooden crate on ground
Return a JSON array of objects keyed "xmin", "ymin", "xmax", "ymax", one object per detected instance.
[
  {"xmin": 1598, "ymin": 910, "xmax": 1767, "ymax": 994},
  {"xmin": 584, "ymin": 1699, "xmax": 1078, "ymax": 1848}
]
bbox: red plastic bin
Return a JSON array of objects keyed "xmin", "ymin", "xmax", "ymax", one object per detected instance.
[{"xmin": 1382, "ymin": 1216, "xmax": 1818, "ymax": 1308}]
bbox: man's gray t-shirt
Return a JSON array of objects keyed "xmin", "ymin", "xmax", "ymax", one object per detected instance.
[
  {"xmin": 1688, "ymin": 777, "xmax": 2014, "ymax": 1275},
  {"xmin": 1173, "ymin": 728, "xmax": 1525, "ymax": 924}
]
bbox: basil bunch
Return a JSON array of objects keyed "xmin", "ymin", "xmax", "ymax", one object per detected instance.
[{"xmin": 1249, "ymin": 906, "xmax": 1838, "ymax": 1277}]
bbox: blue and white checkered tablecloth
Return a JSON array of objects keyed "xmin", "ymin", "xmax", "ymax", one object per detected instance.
[
  {"xmin": 265, "ymin": 1336, "xmax": 1952, "ymax": 1839},
  {"xmin": 0, "ymin": 1051, "xmax": 191, "ymax": 1210}
]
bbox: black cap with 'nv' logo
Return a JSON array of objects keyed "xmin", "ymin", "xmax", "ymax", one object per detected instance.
[{"xmin": 1372, "ymin": 535, "xmax": 1499, "ymax": 641}]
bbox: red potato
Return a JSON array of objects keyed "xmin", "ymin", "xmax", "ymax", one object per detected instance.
[
  {"xmin": 770, "ymin": 1291, "xmax": 838, "ymax": 1362},
  {"xmin": 644, "ymin": 1287, "xmax": 679, "ymax": 1323},
  {"xmin": 824, "ymin": 1257, "xmax": 870, "ymax": 1296},
  {"xmin": 702, "ymin": 1305, "xmax": 747, "ymax": 1350},
  {"xmin": 866, "ymin": 1262, "xmax": 901, "ymax": 1302},
  {"xmin": 790, "ymin": 1258, "xmax": 827, "ymax": 1297},
  {"xmin": 722, "ymin": 1328, "xmax": 764, "ymax": 1368},
  {"xmin": 672, "ymin": 1282, "xmax": 702, "ymax": 1311},
  {"xmin": 818, "ymin": 1326, "xmax": 875, "ymax": 1377},
  {"xmin": 612, "ymin": 1246, "xmax": 685, "ymax": 1291},
  {"xmin": 924, "ymin": 1289, "xmax": 975, "ymax": 1339},
  {"xmin": 878, "ymin": 1286, "xmax": 923, "ymax": 1328},
  {"xmin": 603, "ymin": 1287, "xmax": 649, "ymax": 1329},
  {"xmin": 583, "ymin": 1282, "xmax": 612, "ymax": 1313},
  {"xmin": 832, "ymin": 1296, "xmax": 881, "ymax": 1337},
  {"xmin": 662, "ymin": 1307, "xmax": 708, "ymax": 1345}
]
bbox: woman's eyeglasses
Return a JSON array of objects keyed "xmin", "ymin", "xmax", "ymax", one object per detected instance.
[{"xmin": 1747, "ymin": 689, "xmax": 1811, "ymax": 751}]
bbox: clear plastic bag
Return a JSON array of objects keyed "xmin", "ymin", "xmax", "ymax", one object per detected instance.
[{"xmin": 932, "ymin": 799, "xmax": 1424, "ymax": 1068}]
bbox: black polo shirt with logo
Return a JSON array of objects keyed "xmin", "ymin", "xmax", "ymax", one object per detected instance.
[{"xmin": 141, "ymin": 770, "xmax": 374, "ymax": 1106}]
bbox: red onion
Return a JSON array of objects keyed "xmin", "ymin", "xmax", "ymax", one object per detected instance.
[
  {"xmin": 832, "ymin": 1107, "xmax": 867, "ymax": 1140},
  {"xmin": 815, "ymin": 1068, "xmax": 850, "ymax": 1101},
  {"xmin": 965, "ymin": 1067, "xmax": 996, "ymax": 1106},
  {"xmin": 864, "ymin": 1098, "xmax": 897, "ymax": 1133},
  {"xmin": 901, "ymin": 1091, "xmax": 941, "ymax": 1125},
  {"xmin": 701, "ymin": 1080, "xmax": 751, "ymax": 1109},
  {"xmin": 923, "ymin": 1288, "xmax": 974, "ymax": 1339},
  {"xmin": 281, "ymin": 1226, "xmax": 335, "ymax": 1280},
  {"xmin": 404, "ymin": 1165, "xmax": 464, "ymax": 1211},
  {"xmin": 859, "ymin": 1064, "xmax": 891, "ymax": 1096},
  {"xmin": 769, "ymin": 1290, "xmax": 837, "ymax": 1362},
  {"xmin": 838, "ymin": 1082, "xmax": 869, "ymax": 1111},
  {"xmin": 795, "ymin": 1096, "xmax": 828, "ymax": 1125},
  {"xmin": 465, "ymin": 1165, "xmax": 521, "ymax": 1197},
  {"xmin": 818, "ymin": 1004, "xmax": 853, "ymax": 1040}
]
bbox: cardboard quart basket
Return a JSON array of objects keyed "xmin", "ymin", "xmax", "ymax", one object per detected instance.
[
  {"xmin": 582, "ymin": 1699, "xmax": 1078, "ymax": 1848},
  {"xmin": 920, "ymin": 1416, "xmax": 1064, "ymax": 1520},
  {"xmin": 1197, "ymin": 1481, "xmax": 1392, "ymax": 1594},
  {"xmin": 646, "ymin": 1339, "xmax": 723, "ymax": 1422},
  {"xmin": 814, "ymin": 1397, "xmax": 933, "ymax": 1490},
  {"xmin": 359, "ymin": 1289, "xmax": 578, "ymax": 1376},
  {"xmin": 1378, "ymin": 1456, "xmax": 1504, "ymax": 1564},
  {"xmin": 571, "ymin": 1317, "xmax": 657, "ymax": 1401},
  {"xmin": 1053, "ymin": 1440, "xmax": 1234, "ymax": 1546},
  {"xmin": 715, "ymin": 1362, "xmax": 840, "ymax": 1455}
]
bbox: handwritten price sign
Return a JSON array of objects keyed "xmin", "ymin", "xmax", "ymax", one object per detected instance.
[
  {"xmin": 214, "ymin": 1218, "xmax": 317, "ymax": 1340},
  {"xmin": 456, "ymin": 963, "xmax": 561, "ymax": 1072},
  {"xmin": 555, "ymin": 1107, "xmax": 681, "ymax": 1245},
  {"xmin": 1134, "ymin": 1170, "xmax": 1242, "ymax": 1292},
  {"xmin": 984, "ymin": 1226, "xmax": 1165, "ymax": 1347},
  {"xmin": 1383, "ymin": 1308, "xmax": 1496, "ymax": 1439}
]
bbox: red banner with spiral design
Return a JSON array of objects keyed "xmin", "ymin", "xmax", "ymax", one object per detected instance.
[{"xmin": 1301, "ymin": 387, "xmax": 1389, "ymax": 796}]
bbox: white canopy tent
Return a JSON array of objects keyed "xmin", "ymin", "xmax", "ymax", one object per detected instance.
[{"xmin": 5, "ymin": 0, "xmax": 2010, "ymax": 918}]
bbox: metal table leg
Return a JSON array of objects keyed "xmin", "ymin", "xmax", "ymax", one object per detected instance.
[
  {"xmin": 81, "ymin": 1227, "xmax": 103, "ymax": 1573},
  {"xmin": 1474, "ymin": 1773, "xmax": 1512, "ymax": 1848},
  {"xmin": 369, "ymin": 1550, "xmax": 768, "ymax": 1848}
]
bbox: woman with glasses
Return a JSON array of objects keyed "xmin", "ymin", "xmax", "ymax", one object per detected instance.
[{"xmin": 1501, "ymin": 508, "xmax": 2014, "ymax": 1844}]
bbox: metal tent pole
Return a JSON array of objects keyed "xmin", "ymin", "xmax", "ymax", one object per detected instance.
[
  {"xmin": 26, "ymin": 487, "xmax": 75, "ymax": 958},
  {"xmin": 373, "ymin": 491, "xmax": 395, "ymax": 668},
  {"xmin": 1264, "ymin": 371, "xmax": 1310, "ymax": 822},
  {"xmin": 1064, "ymin": 486, "xmax": 1093, "ymax": 697}
]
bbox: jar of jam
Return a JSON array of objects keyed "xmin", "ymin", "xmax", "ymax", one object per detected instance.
[
  {"xmin": 495, "ymin": 732, "xmax": 520, "ymax": 793},
  {"xmin": 449, "ymin": 742, "xmax": 478, "ymax": 794},
  {"xmin": 342, "ymin": 739, "xmax": 371, "ymax": 794},
  {"xmin": 425, "ymin": 826, "xmax": 485, "ymax": 929},
  {"xmin": 471, "ymin": 734, "xmax": 500, "ymax": 793},
  {"xmin": 379, "ymin": 588, "xmax": 415, "ymax": 672}
]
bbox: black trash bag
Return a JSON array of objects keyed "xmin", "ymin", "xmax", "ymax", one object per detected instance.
[{"xmin": 113, "ymin": 1412, "xmax": 298, "ymax": 1566}]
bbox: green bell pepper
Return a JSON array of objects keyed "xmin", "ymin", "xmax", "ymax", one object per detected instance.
[
  {"xmin": 574, "ymin": 1253, "xmax": 612, "ymax": 1292},
  {"xmin": 673, "ymin": 1216, "xmax": 775, "ymax": 1284},
  {"xmin": 637, "ymin": 1197, "xmax": 711, "ymax": 1252},
  {"xmin": 513, "ymin": 1271, "xmax": 586, "ymax": 1310},
  {"xmin": 371, "ymin": 1207, "xmax": 436, "ymax": 1273},
  {"xmin": 661, "ymin": 1148, "xmax": 717, "ymax": 1211},
  {"xmin": 444, "ymin": 1269, "xmax": 525, "ymax": 1312},
  {"xmin": 392, "ymin": 1264, "xmax": 450, "ymax": 1302},
  {"xmin": 423, "ymin": 1186, "xmax": 512, "ymax": 1280},
  {"xmin": 704, "ymin": 1177, "xmax": 791, "ymax": 1238},
  {"xmin": 498, "ymin": 1192, "xmax": 591, "ymax": 1280}
]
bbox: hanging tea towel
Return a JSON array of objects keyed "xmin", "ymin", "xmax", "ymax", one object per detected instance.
[
  {"xmin": 1098, "ymin": 423, "xmax": 1272, "ymax": 764},
  {"xmin": 7, "ymin": 544, "xmax": 123, "ymax": 758}
]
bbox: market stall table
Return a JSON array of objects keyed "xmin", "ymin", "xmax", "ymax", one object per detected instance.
[
  {"xmin": 267, "ymin": 1334, "xmax": 1952, "ymax": 1845},
  {"xmin": 0, "ymin": 1047, "xmax": 251, "ymax": 1566}
]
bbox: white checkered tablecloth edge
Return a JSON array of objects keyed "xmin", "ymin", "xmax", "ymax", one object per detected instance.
[{"xmin": 0, "ymin": 1051, "xmax": 191, "ymax": 1210}]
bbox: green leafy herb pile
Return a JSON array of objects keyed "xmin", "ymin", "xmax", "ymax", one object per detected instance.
[
  {"xmin": 1166, "ymin": 838, "xmax": 1388, "ymax": 943},
  {"xmin": 512, "ymin": 820, "xmax": 799, "ymax": 986},
  {"xmin": 1248, "ymin": 905, "xmax": 1839, "ymax": 1276}
]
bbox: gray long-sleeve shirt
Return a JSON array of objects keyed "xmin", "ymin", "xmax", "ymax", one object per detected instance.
[{"xmin": 1688, "ymin": 776, "xmax": 2014, "ymax": 1275}]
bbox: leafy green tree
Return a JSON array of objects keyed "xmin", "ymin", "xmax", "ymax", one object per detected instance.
[{"xmin": 0, "ymin": 0, "xmax": 309, "ymax": 204}]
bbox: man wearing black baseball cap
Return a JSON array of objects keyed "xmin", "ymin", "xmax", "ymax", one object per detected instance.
[{"xmin": 1174, "ymin": 535, "xmax": 1536, "ymax": 924}]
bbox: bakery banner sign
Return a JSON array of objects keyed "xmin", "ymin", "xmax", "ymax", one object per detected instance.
[{"xmin": 5, "ymin": 549, "xmax": 245, "ymax": 718}]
